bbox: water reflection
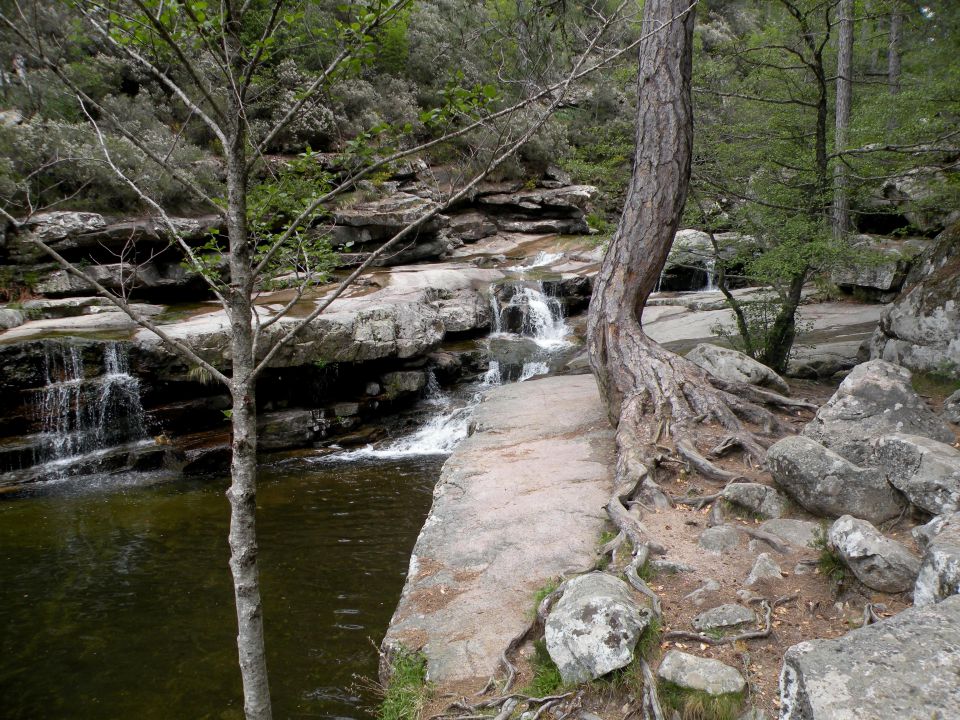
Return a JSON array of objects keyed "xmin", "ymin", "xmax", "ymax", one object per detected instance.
[{"xmin": 0, "ymin": 456, "xmax": 439, "ymax": 720}]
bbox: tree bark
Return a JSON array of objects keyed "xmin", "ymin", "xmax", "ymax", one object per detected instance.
[
  {"xmin": 833, "ymin": 0, "xmax": 854, "ymax": 239},
  {"xmin": 888, "ymin": 5, "xmax": 902, "ymax": 96},
  {"xmin": 224, "ymin": 105, "xmax": 273, "ymax": 720}
]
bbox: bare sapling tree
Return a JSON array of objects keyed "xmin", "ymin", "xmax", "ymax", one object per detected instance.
[
  {"xmin": 833, "ymin": 0, "xmax": 854, "ymax": 238},
  {"xmin": 586, "ymin": 0, "xmax": 812, "ymax": 579},
  {"xmin": 0, "ymin": 1, "xmax": 651, "ymax": 717}
]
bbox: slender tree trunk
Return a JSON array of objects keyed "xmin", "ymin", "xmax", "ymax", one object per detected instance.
[
  {"xmin": 224, "ymin": 111, "xmax": 272, "ymax": 720},
  {"xmin": 888, "ymin": 5, "xmax": 902, "ymax": 96},
  {"xmin": 887, "ymin": 3, "xmax": 902, "ymax": 131},
  {"xmin": 758, "ymin": 273, "xmax": 806, "ymax": 374},
  {"xmin": 833, "ymin": 0, "xmax": 854, "ymax": 239}
]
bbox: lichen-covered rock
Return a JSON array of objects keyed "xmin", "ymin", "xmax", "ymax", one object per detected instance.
[
  {"xmin": 871, "ymin": 433, "xmax": 960, "ymax": 515},
  {"xmin": 831, "ymin": 234, "xmax": 927, "ymax": 298},
  {"xmin": 778, "ymin": 595, "xmax": 960, "ymax": 719},
  {"xmin": 767, "ymin": 436, "xmax": 905, "ymax": 523},
  {"xmin": 721, "ymin": 482, "xmax": 787, "ymax": 519},
  {"xmin": 687, "ymin": 343, "xmax": 790, "ymax": 395},
  {"xmin": 545, "ymin": 572, "xmax": 650, "ymax": 683},
  {"xmin": 802, "ymin": 360, "xmax": 954, "ymax": 464},
  {"xmin": 828, "ymin": 515, "xmax": 920, "ymax": 593},
  {"xmin": 657, "ymin": 650, "xmax": 746, "ymax": 697},
  {"xmin": 914, "ymin": 512, "xmax": 960, "ymax": 607},
  {"xmin": 692, "ymin": 604, "xmax": 755, "ymax": 633}
]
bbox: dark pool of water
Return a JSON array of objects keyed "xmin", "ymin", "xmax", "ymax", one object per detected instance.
[{"xmin": 0, "ymin": 456, "xmax": 440, "ymax": 720}]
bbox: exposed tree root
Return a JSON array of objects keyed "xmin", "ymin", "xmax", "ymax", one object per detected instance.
[{"xmin": 662, "ymin": 592, "xmax": 799, "ymax": 647}]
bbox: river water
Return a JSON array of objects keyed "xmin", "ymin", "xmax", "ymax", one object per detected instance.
[{"xmin": 0, "ymin": 456, "xmax": 439, "ymax": 720}]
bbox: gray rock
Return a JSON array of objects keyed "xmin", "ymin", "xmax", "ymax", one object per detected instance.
[
  {"xmin": 722, "ymin": 482, "xmax": 787, "ymax": 519},
  {"xmin": 828, "ymin": 515, "xmax": 920, "ymax": 593},
  {"xmin": 914, "ymin": 512, "xmax": 960, "ymax": 606},
  {"xmin": 944, "ymin": 389, "xmax": 960, "ymax": 424},
  {"xmin": 871, "ymin": 433, "xmax": 960, "ymax": 515},
  {"xmin": 651, "ymin": 559, "xmax": 695, "ymax": 574},
  {"xmin": 869, "ymin": 223, "xmax": 960, "ymax": 380},
  {"xmin": 786, "ymin": 349, "xmax": 858, "ymax": 380},
  {"xmin": 380, "ymin": 370, "xmax": 427, "ymax": 397},
  {"xmin": 802, "ymin": 360, "xmax": 954, "ymax": 464},
  {"xmin": 0, "ymin": 308, "xmax": 25, "ymax": 330},
  {"xmin": 447, "ymin": 210, "xmax": 497, "ymax": 242},
  {"xmin": 544, "ymin": 572, "xmax": 650, "ymax": 683},
  {"xmin": 759, "ymin": 519, "xmax": 822, "ymax": 549},
  {"xmin": 831, "ymin": 234, "xmax": 926, "ymax": 296},
  {"xmin": 365, "ymin": 381, "xmax": 381, "ymax": 396},
  {"xmin": 737, "ymin": 709, "xmax": 768, "ymax": 720},
  {"xmin": 657, "ymin": 650, "xmax": 746, "ymax": 697},
  {"xmin": 692, "ymin": 604, "xmax": 755, "ymax": 632},
  {"xmin": 435, "ymin": 290, "xmax": 490, "ymax": 334},
  {"xmin": 767, "ymin": 435, "xmax": 906, "ymax": 523},
  {"xmin": 698, "ymin": 525, "xmax": 744, "ymax": 554},
  {"xmin": 684, "ymin": 579, "xmax": 721, "ymax": 607},
  {"xmin": 258, "ymin": 409, "xmax": 328, "ymax": 451},
  {"xmin": 913, "ymin": 514, "xmax": 950, "ymax": 551},
  {"xmin": 687, "ymin": 343, "xmax": 790, "ymax": 395},
  {"xmin": 745, "ymin": 553, "xmax": 782, "ymax": 587},
  {"xmin": 778, "ymin": 595, "xmax": 960, "ymax": 719}
]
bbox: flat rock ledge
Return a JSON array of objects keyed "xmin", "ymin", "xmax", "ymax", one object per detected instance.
[{"xmin": 382, "ymin": 374, "xmax": 614, "ymax": 683}]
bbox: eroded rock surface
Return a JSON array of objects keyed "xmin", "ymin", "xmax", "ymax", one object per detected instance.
[
  {"xmin": 687, "ymin": 343, "xmax": 790, "ymax": 395},
  {"xmin": 658, "ymin": 650, "xmax": 746, "ymax": 697},
  {"xmin": 871, "ymin": 433, "xmax": 960, "ymax": 515},
  {"xmin": 915, "ymin": 512, "xmax": 960, "ymax": 607}
]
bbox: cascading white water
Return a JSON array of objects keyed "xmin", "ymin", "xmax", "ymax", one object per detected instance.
[
  {"xmin": 507, "ymin": 250, "xmax": 564, "ymax": 273},
  {"xmin": 518, "ymin": 361, "xmax": 549, "ymax": 382},
  {"xmin": 34, "ymin": 343, "xmax": 147, "ymax": 464},
  {"xmin": 482, "ymin": 360, "xmax": 502, "ymax": 387},
  {"xmin": 519, "ymin": 286, "xmax": 569, "ymax": 348},
  {"xmin": 489, "ymin": 290, "xmax": 503, "ymax": 333},
  {"xmin": 703, "ymin": 256, "xmax": 718, "ymax": 292}
]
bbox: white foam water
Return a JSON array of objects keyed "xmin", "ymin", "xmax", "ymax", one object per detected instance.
[{"xmin": 507, "ymin": 250, "xmax": 564, "ymax": 273}]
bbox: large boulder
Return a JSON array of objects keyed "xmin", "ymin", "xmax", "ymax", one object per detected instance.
[
  {"xmin": 778, "ymin": 595, "xmax": 960, "ymax": 719},
  {"xmin": 831, "ymin": 234, "xmax": 928, "ymax": 300},
  {"xmin": 914, "ymin": 512, "xmax": 960, "ymax": 607},
  {"xmin": 544, "ymin": 572, "xmax": 651, "ymax": 683},
  {"xmin": 802, "ymin": 360, "xmax": 954, "ymax": 464},
  {"xmin": 828, "ymin": 515, "xmax": 920, "ymax": 593},
  {"xmin": 869, "ymin": 222, "xmax": 960, "ymax": 379},
  {"xmin": 766, "ymin": 436, "xmax": 906, "ymax": 523},
  {"xmin": 687, "ymin": 343, "xmax": 790, "ymax": 395},
  {"xmin": 871, "ymin": 433, "xmax": 960, "ymax": 515}
]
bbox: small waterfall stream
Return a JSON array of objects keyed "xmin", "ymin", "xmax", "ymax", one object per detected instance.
[{"xmin": 32, "ymin": 342, "xmax": 149, "ymax": 472}]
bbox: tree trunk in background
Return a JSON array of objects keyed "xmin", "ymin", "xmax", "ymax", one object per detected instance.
[
  {"xmin": 888, "ymin": 5, "xmax": 902, "ymax": 95},
  {"xmin": 833, "ymin": 0, "xmax": 854, "ymax": 239}
]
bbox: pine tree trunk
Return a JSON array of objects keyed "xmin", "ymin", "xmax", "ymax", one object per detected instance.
[
  {"xmin": 224, "ymin": 111, "xmax": 273, "ymax": 720},
  {"xmin": 587, "ymin": 0, "xmax": 697, "ymax": 424},
  {"xmin": 833, "ymin": 0, "xmax": 854, "ymax": 239},
  {"xmin": 888, "ymin": 6, "xmax": 902, "ymax": 96}
]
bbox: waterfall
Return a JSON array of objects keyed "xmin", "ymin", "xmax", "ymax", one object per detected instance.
[
  {"xmin": 519, "ymin": 286, "xmax": 569, "ymax": 348},
  {"xmin": 482, "ymin": 360, "xmax": 502, "ymax": 387},
  {"xmin": 518, "ymin": 361, "xmax": 549, "ymax": 382},
  {"xmin": 507, "ymin": 250, "xmax": 564, "ymax": 273},
  {"xmin": 703, "ymin": 256, "xmax": 718, "ymax": 292},
  {"xmin": 489, "ymin": 289, "xmax": 502, "ymax": 333},
  {"xmin": 34, "ymin": 343, "xmax": 147, "ymax": 465}
]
